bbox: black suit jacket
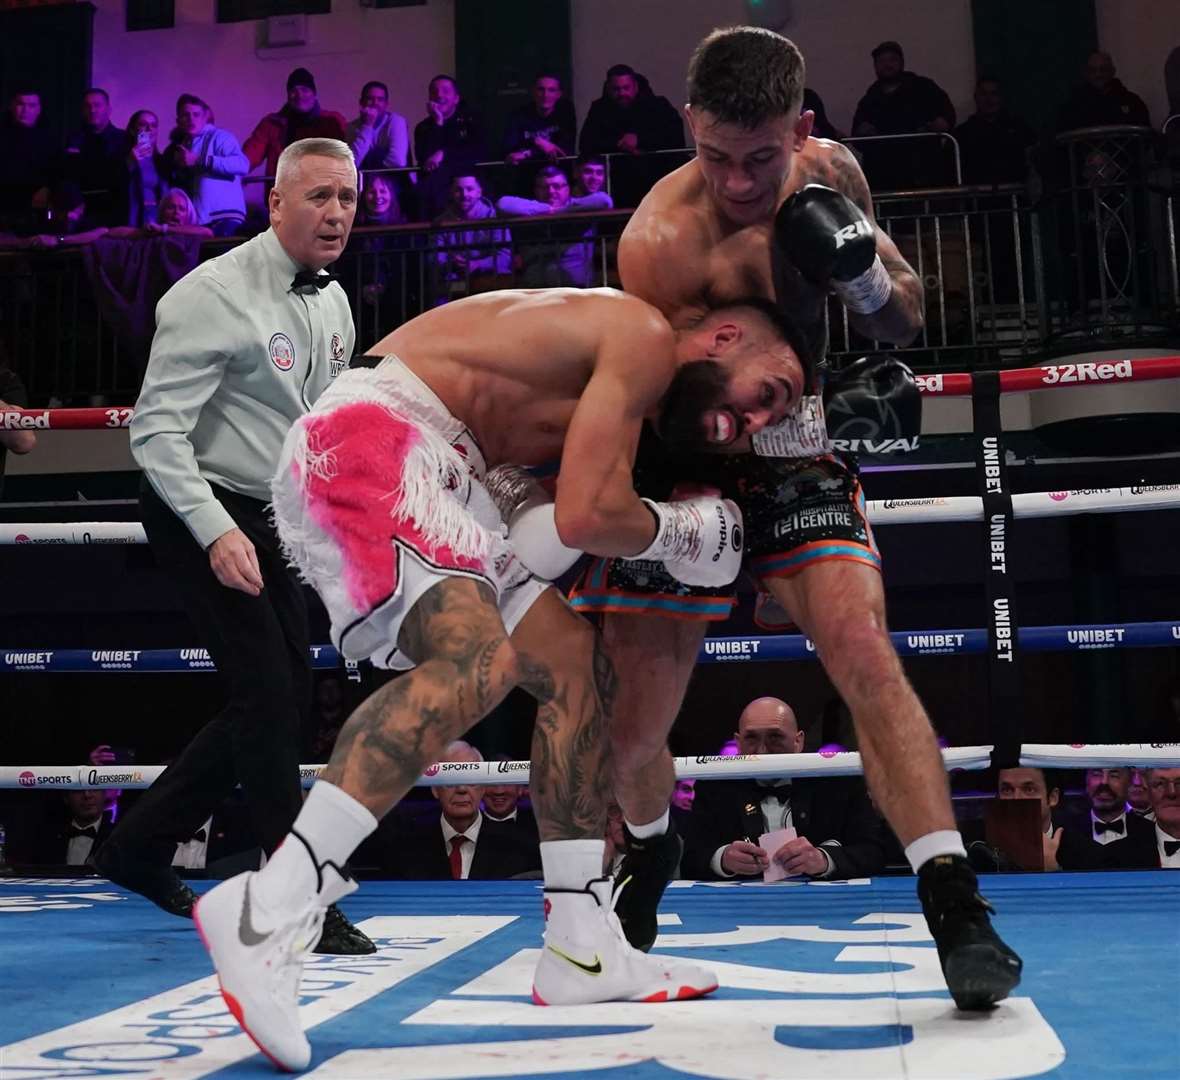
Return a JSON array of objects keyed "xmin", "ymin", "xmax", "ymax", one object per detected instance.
[
  {"xmin": 33, "ymin": 812, "xmax": 117, "ymax": 866},
  {"xmin": 683, "ymin": 777, "xmax": 886, "ymax": 880},
  {"xmin": 386, "ymin": 812, "xmax": 541, "ymax": 880},
  {"xmin": 482, "ymin": 806, "xmax": 541, "ymax": 849},
  {"xmin": 1056, "ymin": 811, "xmax": 1159, "ymax": 871}
]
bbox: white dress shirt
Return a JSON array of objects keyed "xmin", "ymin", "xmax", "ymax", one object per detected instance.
[
  {"xmin": 1156, "ymin": 824, "xmax": 1180, "ymax": 868},
  {"xmin": 172, "ymin": 817, "xmax": 213, "ymax": 871},
  {"xmin": 440, "ymin": 811, "xmax": 484, "ymax": 879},
  {"xmin": 1091, "ymin": 810, "xmax": 1129, "ymax": 845},
  {"xmin": 65, "ymin": 820, "xmax": 101, "ymax": 865}
]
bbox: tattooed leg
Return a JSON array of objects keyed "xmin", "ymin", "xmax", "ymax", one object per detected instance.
[
  {"xmin": 320, "ymin": 577, "xmax": 519, "ymax": 819},
  {"xmin": 511, "ymin": 588, "xmax": 616, "ymax": 843}
]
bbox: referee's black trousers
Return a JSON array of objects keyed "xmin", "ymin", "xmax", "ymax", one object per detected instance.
[{"xmin": 105, "ymin": 478, "xmax": 310, "ymax": 868}]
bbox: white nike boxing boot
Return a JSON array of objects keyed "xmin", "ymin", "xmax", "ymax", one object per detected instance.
[
  {"xmin": 194, "ymin": 863, "xmax": 357, "ymax": 1072},
  {"xmin": 532, "ymin": 876, "xmax": 718, "ymax": 1005}
]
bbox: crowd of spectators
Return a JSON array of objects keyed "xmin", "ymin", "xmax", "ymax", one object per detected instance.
[{"xmin": 0, "ymin": 43, "xmax": 1159, "ymax": 253}]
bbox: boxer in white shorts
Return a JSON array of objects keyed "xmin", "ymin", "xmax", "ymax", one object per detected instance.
[
  {"xmin": 272, "ymin": 355, "xmax": 548, "ymax": 671},
  {"xmin": 194, "ymin": 287, "xmax": 810, "ymax": 1071}
]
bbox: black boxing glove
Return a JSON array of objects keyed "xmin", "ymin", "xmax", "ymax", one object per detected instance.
[
  {"xmin": 776, "ymin": 184, "xmax": 893, "ymax": 315},
  {"xmin": 823, "ymin": 354, "xmax": 921, "ymax": 453}
]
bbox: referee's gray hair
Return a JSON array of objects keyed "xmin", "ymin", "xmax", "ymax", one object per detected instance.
[
  {"xmin": 443, "ymin": 740, "xmax": 484, "ymax": 762},
  {"xmin": 274, "ymin": 137, "xmax": 356, "ymax": 189}
]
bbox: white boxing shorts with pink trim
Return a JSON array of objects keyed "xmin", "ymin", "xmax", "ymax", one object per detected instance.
[{"xmin": 271, "ymin": 355, "xmax": 547, "ymax": 670}]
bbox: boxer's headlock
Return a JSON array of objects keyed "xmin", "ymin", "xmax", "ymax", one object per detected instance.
[{"xmin": 656, "ymin": 298, "xmax": 814, "ymax": 453}]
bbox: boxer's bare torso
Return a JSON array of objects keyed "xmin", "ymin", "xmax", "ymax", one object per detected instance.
[
  {"xmin": 369, "ymin": 287, "xmax": 675, "ymax": 468},
  {"xmin": 620, "ymin": 136, "xmax": 918, "ymax": 359}
]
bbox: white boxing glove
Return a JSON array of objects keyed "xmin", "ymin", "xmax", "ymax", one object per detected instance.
[
  {"xmin": 627, "ymin": 496, "xmax": 744, "ymax": 587},
  {"xmin": 484, "ymin": 464, "xmax": 582, "ymax": 581}
]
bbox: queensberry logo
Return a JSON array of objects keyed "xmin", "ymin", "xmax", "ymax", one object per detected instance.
[
  {"xmin": 87, "ymin": 768, "xmax": 143, "ymax": 785},
  {"xmin": 496, "ymin": 761, "xmax": 529, "ymax": 774},
  {"xmin": 695, "ymin": 754, "xmax": 755, "ymax": 765}
]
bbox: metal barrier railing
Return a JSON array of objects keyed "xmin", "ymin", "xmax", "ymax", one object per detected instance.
[{"xmin": 843, "ymin": 131, "xmax": 962, "ymax": 188}]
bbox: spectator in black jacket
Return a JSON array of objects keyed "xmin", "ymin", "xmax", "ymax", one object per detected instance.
[
  {"xmin": 682, "ymin": 697, "xmax": 886, "ymax": 881},
  {"xmin": 851, "ymin": 41, "xmax": 956, "ymax": 188},
  {"xmin": 0, "ymin": 89, "xmax": 56, "ymax": 231},
  {"xmin": 413, "ymin": 75, "xmax": 488, "ymax": 219},
  {"xmin": 955, "ymin": 78, "xmax": 1035, "ymax": 185},
  {"xmin": 803, "ymin": 88, "xmax": 843, "ymax": 142},
  {"xmin": 503, "ymin": 71, "xmax": 577, "ymax": 165},
  {"xmin": 579, "ymin": 64, "xmax": 685, "ymax": 207},
  {"xmin": 64, "ymin": 88, "xmax": 128, "ymax": 226},
  {"xmin": 1056, "ymin": 51, "xmax": 1151, "ymax": 132}
]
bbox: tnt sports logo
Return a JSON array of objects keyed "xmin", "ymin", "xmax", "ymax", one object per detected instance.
[
  {"xmin": 17, "ymin": 771, "xmax": 72, "ymax": 787},
  {"xmin": 269, "ymin": 332, "xmax": 296, "ymax": 372},
  {"xmin": 818, "ymin": 746, "xmax": 840, "ymax": 758},
  {"xmin": 14, "ymin": 533, "xmax": 28, "ymax": 543},
  {"xmin": 1070, "ymin": 743, "xmax": 1087, "ymax": 748},
  {"xmin": 1049, "ymin": 492, "xmax": 1070, "ymax": 502},
  {"xmin": 423, "ymin": 763, "xmax": 440, "ymax": 777}
]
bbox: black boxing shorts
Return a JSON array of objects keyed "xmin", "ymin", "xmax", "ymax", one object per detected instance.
[{"xmin": 569, "ymin": 432, "xmax": 880, "ymax": 623}]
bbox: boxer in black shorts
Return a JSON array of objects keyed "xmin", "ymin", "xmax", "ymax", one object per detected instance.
[{"xmin": 578, "ymin": 25, "xmax": 1023, "ymax": 1012}]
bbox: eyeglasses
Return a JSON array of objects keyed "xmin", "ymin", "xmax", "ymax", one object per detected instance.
[{"xmin": 1148, "ymin": 779, "xmax": 1180, "ymax": 795}]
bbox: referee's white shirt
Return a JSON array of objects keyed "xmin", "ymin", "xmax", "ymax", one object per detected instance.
[{"xmin": 131, "ymin": 227, "xmax": 355, "ymax": 547}]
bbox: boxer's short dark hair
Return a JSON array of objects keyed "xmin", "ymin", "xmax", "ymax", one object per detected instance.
[
  {"xmin": 656, "ymin": 360, "xmax": 730, "ymax": 452},
  {"xmin": 687, "ymin": 27, "xmax": 805, "ymax": 128}
]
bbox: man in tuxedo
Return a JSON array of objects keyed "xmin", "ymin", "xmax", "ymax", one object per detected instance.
[
  {"xmin": 389, "ymin": 741, "xmax": 540, "ymax": 879},
  {"xmin": 1057, "ymin": 767, "xmax": 1157, "ymax": 871},
  {"xmin": 1146, "ymin": 767, "xmax": 1180, "ymax": 869},
  {"xmin": 36, "ymin": 790, "xmax": 116, "ymax": 866},
  {"xmin": 682, "ymin": 697, "xmax": 886, "ymax": 880}
]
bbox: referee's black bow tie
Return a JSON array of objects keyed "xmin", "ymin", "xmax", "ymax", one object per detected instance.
[
  {"xmin": 1094, "ymin": 819, "xmax": 1125, "ymax": 836},
  {"xmin": 66, "ymin": 824, "xmax": 98, "ymax": 839},
  {"xmin": 291, "ymin": 269, "xmax": 335, "ymax": 291}
]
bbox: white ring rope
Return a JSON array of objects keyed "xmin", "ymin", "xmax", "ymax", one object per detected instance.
[
  {"xmin": 2, "ymin": 483, "xmax": 1178, "ymax": 547},
  {"xmin": 1, "ymin": 746, "xmax": 997, "ymax": 791},
  {"xmin": 6, "ymin": 744, "xmax": 1180, "ymax": 792}
]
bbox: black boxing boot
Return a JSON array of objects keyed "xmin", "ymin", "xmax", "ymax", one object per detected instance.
[
  {"xmin": 313, "ymin": 903, "xmax": 377, "ymax": 955},
  {"xmin": 918, "ymin": 854, "xmax": 1023, "ymax": 1010},
  {"xmin": 611, "ymin": 819, "xmax": 682, "ymax": 952},
  {"xmin": 95, "ymin": 843, "xmax": 198, "ymax": 919}
]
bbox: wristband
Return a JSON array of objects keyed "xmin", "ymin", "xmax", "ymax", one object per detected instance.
[{"xmin": 833, "ymin": 254, "xmax": 892, "ymax": 315}]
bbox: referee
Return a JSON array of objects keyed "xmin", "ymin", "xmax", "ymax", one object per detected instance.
[{"xmin": 97, "ymin": 138, "xmax": 372, "ymax": 953}]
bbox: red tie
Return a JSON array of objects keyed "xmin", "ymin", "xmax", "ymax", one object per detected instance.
[{"xmin": 449, "ymin": 835, "xmax": 467, "ymax": 879}]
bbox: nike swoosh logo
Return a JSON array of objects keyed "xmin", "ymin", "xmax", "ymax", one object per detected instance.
[
  {"xmin": 238, "ymin": 882, "xmax": 272, "ymax": 947},
  {"xmin": 546, "ymin": 943, "xmax": 602, "ymax": 975}
]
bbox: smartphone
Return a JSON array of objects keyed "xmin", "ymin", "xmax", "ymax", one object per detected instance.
[{"xmin": 137, "ymin": 130, "xmax": 152, "ymax": 148}]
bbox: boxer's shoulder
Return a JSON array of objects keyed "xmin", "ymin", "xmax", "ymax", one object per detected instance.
[{"xmin": 788, "ymin": 138, "xmax": 871, "ymax": 213}]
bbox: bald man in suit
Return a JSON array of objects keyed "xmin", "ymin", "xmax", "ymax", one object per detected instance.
[{"xmin": 683, "ymin": 697, "xmax": 886, "ymax": 880}]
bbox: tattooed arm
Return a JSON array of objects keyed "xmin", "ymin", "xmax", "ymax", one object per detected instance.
[{"xmin": 823, "ymin": 142, "xmax": 925, "ymax": 346}]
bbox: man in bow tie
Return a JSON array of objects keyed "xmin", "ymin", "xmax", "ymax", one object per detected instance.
[
  {"xmin": 682, "ymin": 696, "xmax": 886, "ymax": 880},
  {"xmin": 1146, "ymin": 768, "xmax": 1180, "ymax": 868},
  {"xmin": 98, "ymin": 138, "xmax": 372, "ymax": 953},
  {"xmin": 1056, "ymin": 767, "xmax": 1157, "ymax": 871},
  {"xmin": 53, "ymin": 789, "xmax": 114, "ymax": 866}
]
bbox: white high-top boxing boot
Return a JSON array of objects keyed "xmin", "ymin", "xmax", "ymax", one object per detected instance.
[{"xmin": 532, "ymin": 876, "xmax": 718, "ymax": 1005}]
